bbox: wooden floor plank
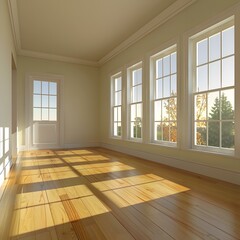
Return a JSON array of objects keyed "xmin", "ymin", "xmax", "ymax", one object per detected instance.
[{"xmin": 2, "ymin": 147, "xmax": 239, "ymax": 240}]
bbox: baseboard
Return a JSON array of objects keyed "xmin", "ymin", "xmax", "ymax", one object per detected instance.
[
  {"xmin": 64, "ymin": 142, "xmax": 100, "ymax": 149},
  {"xmin": 18, "ymin": 142, "xmax": 101, "ymax": 151},
  {"xmin": 101, "ymin": 142, "xmax": 240, "ymax": 185}
]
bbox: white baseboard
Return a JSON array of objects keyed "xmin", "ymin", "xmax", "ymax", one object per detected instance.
[
  {"xmin": 101, "ymin": 142, "xmax": 240, "ymax": 185},
  {"xmin": 64, "ymin": 142, "xmax": 100, "ymax": 149}
]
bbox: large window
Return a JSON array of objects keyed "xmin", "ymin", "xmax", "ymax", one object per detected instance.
[
  {"xmin": 33, "ymin": 80, "xmax": 57, "ymax": 121},
  {"xmin": 190, "ymin": 18, "xmax": 235, "ymax": 152},
  {"xmin": 128, "ymin": 63, "xmax": 142, "ymax": 140},
  {"xmin": 111, "ymin": 73, "xmax": 122, "ymax": 137},
  {"xmin": 152, "ymin": 46, "xmax": 177, "ymax": 144}
]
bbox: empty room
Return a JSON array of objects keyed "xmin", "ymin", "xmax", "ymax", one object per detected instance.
[{"xmin": 0, "ymin": 0, "xmax": 240, "ymax": 239}]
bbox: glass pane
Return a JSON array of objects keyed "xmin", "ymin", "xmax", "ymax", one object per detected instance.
[
  {"xmin": 132, "ymin": 85, "xmax": 142, "ymax": 103},
  {"xmin": 114, "ymin": 123, "xmax": 118, "ymax": 136},
  {"xmin": 208, "ymin": 122, "xmax": 220, "ymax": 147},
  {"xmin": 131, "ymin": 104, "xmax": 136, "ymax": 121},
  {"xmin": 171, "ymin": 52, "xmax": 177, "ymax": 74},
  {"xmin": 209, "ymin": 61, "xmax": 220, "ymax": 90},
  {"xmin": 169, "ymin": 98, "xmax": 177, "ymax": 121},
  {"xmin": 222, "ymin": 56, "xmax": 234, "ymax": 87},
  {"xmin": 33, "ymin": 95, "xmax": 41, "ymax": 107},
  {"xmin": 33, "ymin": 80, "xmax": 41, "ymax": 94},
  {"xmin": 222, "ymin": 26, "xmax": 234, "ymax": 57},
  {"xmin": 136, "ymin": 103, "xmax": 142, "ymax": 118},
  {"xmin": 209, "ymin": 33, "xmax": 220, "ymax": 61},
  {"xmin": 171, "ymin": 74, "xmax": 177, "ymax": 96},
  {"xmin": 133, "ymin": 69, "xmax": 142, "ymax": 86},
  {"xmin": 155, "ymin": 122, "xmax": 162, "ymax": 141},
  {"xmin": 156, "ymin": 78, "xmax": 162, "ymax": 99},
  {"xmin": 197, "ymin": 38, "xmax": 208, "ymax": 65},
  {"xmin": 42, "ymin": 95, "xmax": 48, "ymax": 108},
  {"xmin": 49, "ymin": 109, "xmax": 57, "ymax": 121},
  {"xmin": 195, "ymin": 94, "xmax": 207, "ymax": 120},
  {"xmin": 117, "ymin": 107, "xmax": 121, "ymax": 121},
  {"xmin": 42, "ymin": 108, "xmax": 49, "ymax": 121},
  {"xmin": 163, "ymin": 122, "xmax": 169, "ymax": 141},
  {"xmin": 115, "ymin": 91, "xmax": 121, "ymax": 106},
  {"xmin": 196, "ymin": 65, "xmax": 208, "ymax": 92},
  {"xmin": 163, "ymin": 55, "xmax": 170, "ymax": 76},
  {"xmin": 114, "ymin": 107, "xmax": 118, "ymax": 121},
  {"xmin": 195, "ymin": 121, "xmax": 206, "ymax": 146},
  {"xmin": 117, "ymin": 123, "xmax": 122, "ymax": 136},
  {"xmin": 170, "ymin": 122, "xmax": 177, "ymax": 142},
  {"xmin": 154, "ymin": 100, "xmax": 161, "ymax": 121},
  {"xmin": 208, "ymin": 91, "xmax": 219, "ymax": 120},
  {"xmin": 33, "ymin": 108, "xmax": 41, "ymax": 121},
  {"xmin": 42, "ymin": 82, "xmax": 49, "ymax": 94},
  {"xmin": 222, "ymin": 121, "xmax": 234, "ymax": 148},
  {"xmin": 49, "ymin": 96, "xmax": 57, "ymax": 108},
  {"xmin": 115, "ymin": 77, "xmax": 122, "ymax": 91},
  {"xmin": 156, "ymin": 59, "xmax": 163, "ymax": 78},
  {"xmin": 163, "ymin": 76, "xmax": 170, "ymax": 98},
  {"xmin": 130, "ymin": 122, "xmax": 135, "ymax": 138},
  {"xmin": 221, "ymin": 89, "xmax": 234, "ymax": 120},
  {"xmin": 162, "ymin": 100, "xmax": 169, "ymax": 121},
  {"xmin": 49, "ymin": 82, "xmax": 57, "ymax": 95}
]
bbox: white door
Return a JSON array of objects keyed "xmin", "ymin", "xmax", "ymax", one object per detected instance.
[{"xmin": 27, "ymin": 75, "xmax": 63, "ymax": 149}]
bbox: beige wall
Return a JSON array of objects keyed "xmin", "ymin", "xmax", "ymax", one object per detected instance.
[
  {"xmin": 17, "ymin": 56, "xmax": 100, "ymax": 148},
  {"xmin": 99, "ymin": 0, "xmax": 240, "ymax": 184}
]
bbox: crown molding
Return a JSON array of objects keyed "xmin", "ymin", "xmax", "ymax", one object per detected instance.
[
  {"xmin": 18, "ymin": 49, "xmax": 99, "ymax": 67},
  {"xmin": 8, "ymin": 0, "xmax": 196, "ymax": 67},
  {"xmin": 98, "ymin": 0, "xmax": 197, "ymax": 65}
]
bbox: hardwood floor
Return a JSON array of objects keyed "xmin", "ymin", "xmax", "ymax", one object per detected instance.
[{"xmin": 2, "ymin": 148, "xmax": 240, "ymax": 240}]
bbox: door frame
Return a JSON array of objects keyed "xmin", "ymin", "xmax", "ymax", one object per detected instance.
[{"xmin": 25, "ymin": 73, "xmax": 64, "ymax": 150}]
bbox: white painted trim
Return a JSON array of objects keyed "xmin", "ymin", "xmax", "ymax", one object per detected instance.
[
  {"xmin": 99, "ymin": 0, "xmax": 197, "ymax": 65},
  {"xmin": 101, "ymin": 142, "xmax": 240, "ymax": 185},
  {"xmin": 19, "ymin": 49, "xmax": 99, "ymax": 67},
  {"xmin": 8, "ymin": 0, "xmax": 196, "ymax": 67},
  {"xmin": 64, "ymin": 142, "xmax": 100, "ymax": 149}
]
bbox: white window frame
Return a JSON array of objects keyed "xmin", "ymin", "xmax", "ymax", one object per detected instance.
[
  {"xmin": 189, "ymin": 16, "xmax": 236, "ymax": 156},
  {"xmin": 150, "ymin": 44, "xmax": 178, "ymax": 147},
  {"xmin": 111, "ymin": 72, "xmax": 122, "ymax": 138},
  {"xmin": 127, "ymin": 62, "xmax": 143, "ymax": 141}
]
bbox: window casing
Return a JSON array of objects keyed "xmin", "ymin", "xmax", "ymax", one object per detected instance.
[
  {"xmin": 128, "ymin": 63, "xmax": 143, "ymax": 140},
  {"xmin": 190, "ymin": 18, "xmax": 235, "ymax": 154},
  {"xmin": 151, "ymin": 45, "xmax": 177, "ymax": 145},
  {"xmin": 111, "ymin": 73, "xmax": 122, "ymax": 137}
]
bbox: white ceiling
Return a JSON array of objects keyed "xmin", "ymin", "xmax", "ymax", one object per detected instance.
[{"xmin": 8, "ymin": 0, "xmax": 195, "ymax": 65}]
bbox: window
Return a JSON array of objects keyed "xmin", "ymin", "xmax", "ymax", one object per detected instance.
[
  {"xmin": 128, "ymin": 63, "xmax": 142, "ymax": 140},
  {"xmin": 151, "ymin": 46, "xmax": 177, "ymax": 144},
  {"xmin": 33, "ymin": 80, "xmax": 57, "ymax": 121},
  {"xmin": 190, "ymin": 18, "xmax": 235, "ymax": 152},
  {"xmin": 111, "ymin": 73, "xmax": 122, "ymax": 137}
]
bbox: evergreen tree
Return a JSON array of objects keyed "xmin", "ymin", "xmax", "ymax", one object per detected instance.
[{"xmin": 208, "ymin": 94, "xmax": 234, "ymax": 148}]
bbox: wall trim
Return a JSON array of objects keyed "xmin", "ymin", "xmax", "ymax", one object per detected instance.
[
  {"xmin": 8, "ymin": 0, "xmax": 196, "ymax": 67},
  {"xmin": 101, "ymin": 142, "xmax": 240, "ymax": 185}
]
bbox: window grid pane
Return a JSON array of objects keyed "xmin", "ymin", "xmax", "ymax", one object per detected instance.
[
  {"xmin": 33, "ymin": 80, "xmax": 58, "ymax": 121},
  {"xmin": 194, "ymin": 24, "xmax": 235, "ymax": 150},
  {"xmin": 112, "ymin": 75, "xmax": 122, "ymax": 137},
  {"xmin": 154, "ymin": 50, "xmax": 177, "ymax": 143},
  {"xmin": 130, "ymin": 66, "xmax": 142, "ymax": 140}
]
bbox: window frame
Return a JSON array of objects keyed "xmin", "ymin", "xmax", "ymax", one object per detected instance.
[
  {"xmin": 150, "ymin": 44, "xmax": 178, "ymax": 147},
  {"xmin": 127, "ymin": 62, "xmax": 143, "ymax": 141},
  {"xmin": 111, "ymin": 72, "xmax": 123, "ymax": 138},
  {"xmin": 189, "ymin": 16, "xmax": 236, "ymax": 155}
]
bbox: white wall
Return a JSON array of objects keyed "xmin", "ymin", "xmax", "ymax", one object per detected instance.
[
  {"xmin": 17, "ymin": 56, "xmax": 100, "ymax": 149},
  {"xmin": 0, "ymin": 0, "xmax": 17, "ymax": 191},
  {"xmin": 99, "ymin": 0, "xmax": 240, "ymax": 184}
]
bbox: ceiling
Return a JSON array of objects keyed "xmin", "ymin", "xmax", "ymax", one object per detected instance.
[{"xmin": 8, "ymin": 0, "xmax": 195, "ymax": 66}]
